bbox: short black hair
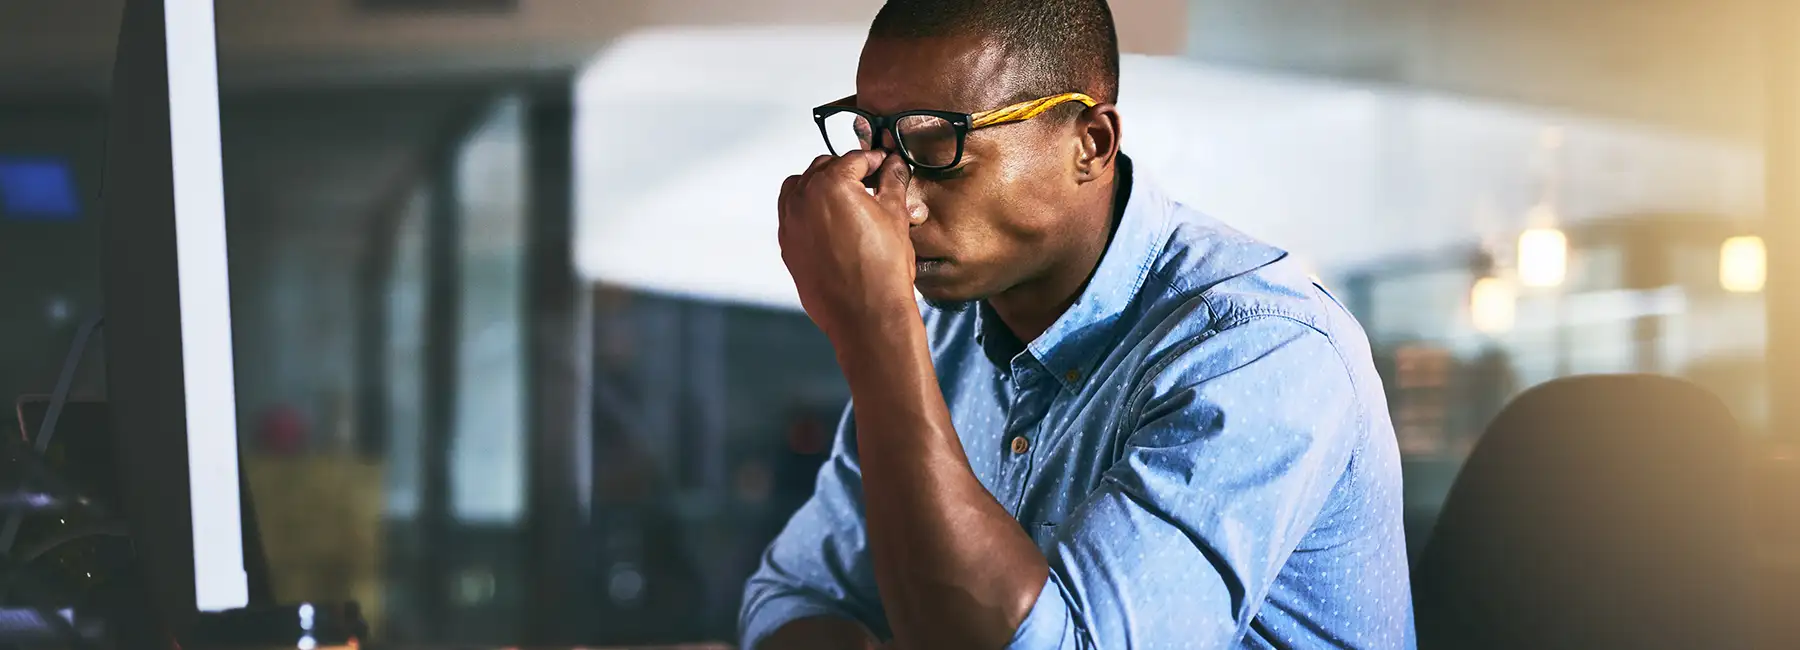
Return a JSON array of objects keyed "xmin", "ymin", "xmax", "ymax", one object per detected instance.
[{"xmin": 868, "ymin": 0, "xmax": 1120, "ymax": 106}]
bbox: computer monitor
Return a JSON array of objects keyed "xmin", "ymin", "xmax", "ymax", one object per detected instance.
[{"xmin": 99, "ymin": 0, "xmax": 249, "ymax": 624}]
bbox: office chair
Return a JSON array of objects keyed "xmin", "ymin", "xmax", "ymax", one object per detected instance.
[{"xmin": 1413, "ymin": 375, "xmax": 1755, "ymax": 650}]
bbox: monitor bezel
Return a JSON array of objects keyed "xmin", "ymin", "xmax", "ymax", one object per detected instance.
[{"xmin": 99, "ymin": 0, "xmax": 249, "ymax": 623}]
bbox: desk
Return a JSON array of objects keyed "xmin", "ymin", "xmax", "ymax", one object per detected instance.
[
  {"xmin": 366, "ymin": 645, "xmax": 732, "ymax": 650},
  {"xmin": 231, "ymin": 646, "xmax": 732, "ymax": 650}
]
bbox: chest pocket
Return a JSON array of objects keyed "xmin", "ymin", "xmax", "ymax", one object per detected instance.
[{"xmin": 1027, "ymin": 522, "xmax": 1060, "ymax": 557}]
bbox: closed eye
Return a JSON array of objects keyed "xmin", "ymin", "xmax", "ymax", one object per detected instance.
[{"xmin": 914, "ymin": 165, "xmax": 967, "ymax": 182}]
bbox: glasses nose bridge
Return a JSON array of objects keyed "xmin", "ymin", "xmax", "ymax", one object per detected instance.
[{"xmin": 869, "ymin": 115, "xmax": 902, "ymax": 153}]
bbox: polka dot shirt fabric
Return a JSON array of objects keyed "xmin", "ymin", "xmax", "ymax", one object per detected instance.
[{"xmin": 741, "ymin": 158, "xmax": 1415, "ymax": 649}]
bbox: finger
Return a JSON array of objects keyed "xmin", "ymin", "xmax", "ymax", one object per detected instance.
[
  {"xmin": 803, "ymin": 154, "xmax": 836, "ymax": 178},
  {"xmin": 871, "ymin": 150, "xmax": 912, "ymax": 216},
  {"xmin": 796, "ymin": 154, "xmax": 839, "ymax": 194},
  {"xmin": 826, "ymin": 149, "xmax": 889, "ymax": 184},
  {"xmin": 779, "ymin": 173, "xmax": 802, "ymax": 208},
  {"xmin": 778, "ymin": 174, "xmax": 802, "ymax": 223}
]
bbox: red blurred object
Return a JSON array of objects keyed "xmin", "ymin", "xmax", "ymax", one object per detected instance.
[
  {"xmin": 255, "ymin": 405, "xmax": 309, "ymax": 455},
  {"xmin": 786, "ymin": 416, "xmax": 829, "ymax": 456}
]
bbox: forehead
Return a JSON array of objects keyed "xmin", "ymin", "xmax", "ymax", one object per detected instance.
[{"xmin": 855, "ymin": 35, "xmax": 1030, "ymax": 115}]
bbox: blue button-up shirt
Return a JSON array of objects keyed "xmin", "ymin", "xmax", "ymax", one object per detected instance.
[{"xmin": 742, "ymin": 159, "xmax": 1413, "ymax": 649}]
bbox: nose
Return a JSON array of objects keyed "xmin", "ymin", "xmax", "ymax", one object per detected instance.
[{"xmin": 905, "ymin": 176, "xmax": 929, "ymax": 226}]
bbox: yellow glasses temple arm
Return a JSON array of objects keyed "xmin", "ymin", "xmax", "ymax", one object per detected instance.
[{"xmin": 969, "ymin": 92, "xmax": 1099, "ymax": 128}]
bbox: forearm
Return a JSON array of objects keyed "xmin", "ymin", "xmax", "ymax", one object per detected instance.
[
  {"xmin": 758, "ymin": 616, "xmax": 882, "ymax": 650},
  {"xmin": 832, "ymin": 316, "xmax": 1050, "ymax": 649}
]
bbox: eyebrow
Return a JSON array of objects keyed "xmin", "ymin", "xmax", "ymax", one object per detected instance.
[{"xmin": 832, "ymin": 94, "xmax": 977, "ymax": 116}]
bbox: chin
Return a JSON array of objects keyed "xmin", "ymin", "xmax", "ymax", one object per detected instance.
[
  {"xmin": 913, "ymin": 282, "xmax": 980, "ymax": 313},
  {"xmin": 913, "ymin": 260, "xmax": 987, "ymax": 312},
  {"xmin": 920, "ymin": 295, "xmax": 975, "ymax": 313}
]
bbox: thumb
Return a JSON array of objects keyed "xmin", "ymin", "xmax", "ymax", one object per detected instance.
[
  {"xmin": 830, "ymin": 149, "xmax": 887, "ymax": 184},
  {"xmin": 872, "ymin": 151, "xmax": 913, "ymax": 218}
]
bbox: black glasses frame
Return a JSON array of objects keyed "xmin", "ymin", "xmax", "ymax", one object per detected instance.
[{"xmin": 811, "ymin": 104, "xmax": 973, "ymax": 171}]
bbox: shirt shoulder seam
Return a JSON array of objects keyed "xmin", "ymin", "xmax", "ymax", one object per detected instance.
[
  {"xmin": 1123, "ymin": 310, "xmax": 1365, "ymax": 442},
  {"xmin": 1307, "ymin": 286, "xmax": 1373, "ymax": 496}
]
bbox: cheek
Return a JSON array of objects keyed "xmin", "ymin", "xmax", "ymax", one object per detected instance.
[
  {"xmin": 915, "ymin": 180, "xmax": 987, "ymax": 230},
  {"xmin": 986, "ymin": 157, "xmax": 1069, "ymax": 237},
  {"xmin": 917, "ymin": 141, "xmax": 1067, "ymax": 243},
  {"xmin": 923, "ymin": 188, "xmax": 1055, "ymax": 269},
  {"xmin": 920, "ymin": 179, "xmax": 1015, "ymax": 237}
]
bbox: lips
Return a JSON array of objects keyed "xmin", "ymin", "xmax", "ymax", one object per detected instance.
[{"xmin": 912, "ymin": 240, "xmax": 950, "ymax": 274}]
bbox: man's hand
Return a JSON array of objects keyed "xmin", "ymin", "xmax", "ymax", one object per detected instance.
[{"xmin": 777, "ymin": 150, "xmax": 917, "ymax": 344}]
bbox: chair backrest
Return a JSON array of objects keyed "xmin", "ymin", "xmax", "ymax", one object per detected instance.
[
  {"xmin": 1413, "ymin": 374, "xmax": 1755, "ymax": 650},
  {"xmin": 1750, "ymin": 439, "xmax": 1800, "ymax": 648}
]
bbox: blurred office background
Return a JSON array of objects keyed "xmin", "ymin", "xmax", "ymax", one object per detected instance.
[{"xmin": 1, "ymin": 0, "xmax": 1796, "ymax": 645}]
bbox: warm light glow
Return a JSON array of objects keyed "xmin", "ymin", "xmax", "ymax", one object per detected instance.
[
  {"xmin": 1517, "ymin": 228, "xmax": 1568, "ymax": 288},
  {"xmin": 1720, "ymin": 236, "xmax": 1766, "ymax": 293},
  {"xmin": 1470, "ymin": 277, "xmax": 1517, "ymax": 334}
]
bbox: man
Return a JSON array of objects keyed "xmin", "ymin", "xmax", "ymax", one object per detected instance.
[{"xmin": 743, "ymin": 1, "xmax": 1413, "ymax": 648}]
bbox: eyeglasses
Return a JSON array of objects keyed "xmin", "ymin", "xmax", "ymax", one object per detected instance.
[{"xmin": 812, "ymin": 92, "xmax": 1098, "ymax": 171}]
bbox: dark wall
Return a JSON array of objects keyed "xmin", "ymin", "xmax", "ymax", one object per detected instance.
[
  {"xmin": 0, "ymin": 87, "xmax": 483, "ymax": 444},
  {"xmin": 0, "ymin": 102, "xmax": 110, "ymax": 417}
]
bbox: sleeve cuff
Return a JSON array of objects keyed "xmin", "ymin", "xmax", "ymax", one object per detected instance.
[
  {"xmin": 1004, "ymin": 576, "xmax": 1076, "ymax": 650},
  {"xmin": 741, "ymin": 594, "xmax": 858, "ymax": 650}
]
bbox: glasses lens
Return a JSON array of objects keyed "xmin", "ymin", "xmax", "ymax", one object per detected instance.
[
  {"xmin": 820, "ymin": 112, "xmax": 873, "ymax": 156},
  {"xmin": 896, "ymin": 114, "xmax": 959, "ymax": 168}
]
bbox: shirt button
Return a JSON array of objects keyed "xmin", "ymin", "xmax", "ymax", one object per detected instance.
[
  {"xmin": 1064, "ymin": 369, "xmax": 1081, "ymax": 384},
  {"xmin": 1010, "ymin": 436, "xmax": 1030, "ymax": 455}
]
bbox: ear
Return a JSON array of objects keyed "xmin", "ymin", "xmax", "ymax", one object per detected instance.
[{"xmin": 1073, "ymin": 103, "xmax": 1122, "ymax": 183}]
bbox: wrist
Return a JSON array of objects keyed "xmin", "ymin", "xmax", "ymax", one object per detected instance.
[
  {"xmin": 827, "ymin": 297, "xmax": 924, "ymax": 360},
  {"xmin": 837, "ymin": 326, "xmax": 933, "ymax": 400}
]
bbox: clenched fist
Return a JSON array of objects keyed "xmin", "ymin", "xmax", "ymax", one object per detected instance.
[{"xmin": 777, "ymin": 150, "xmax": 920, "ymax": 344}]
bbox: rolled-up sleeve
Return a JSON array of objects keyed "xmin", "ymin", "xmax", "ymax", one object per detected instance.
[
  {"xmin": 1005, "ymin": 316, "xmax": 1367, "ymax": 649},
  {"xmin": 740, "ymin": 405, "xmax": 888, "ymax": 648},
  {"xmin": 1006, "ymin": 576, "xmax": 1078, "ymax": 649}
]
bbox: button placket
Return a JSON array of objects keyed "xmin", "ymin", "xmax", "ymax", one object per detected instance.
[{"xmin": 997, "ymin": 365, "xmax": 1052, "ymax": 514}]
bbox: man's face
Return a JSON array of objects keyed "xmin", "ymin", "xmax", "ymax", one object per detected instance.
[{"xmin": 855, "ymin": 35, "xmax": 1089, "ymax": 307}]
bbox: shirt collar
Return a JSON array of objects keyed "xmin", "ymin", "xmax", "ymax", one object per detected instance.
[{"xmin": 974, "ymin": 154, "xmax": 1174, "ymax": 390}]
